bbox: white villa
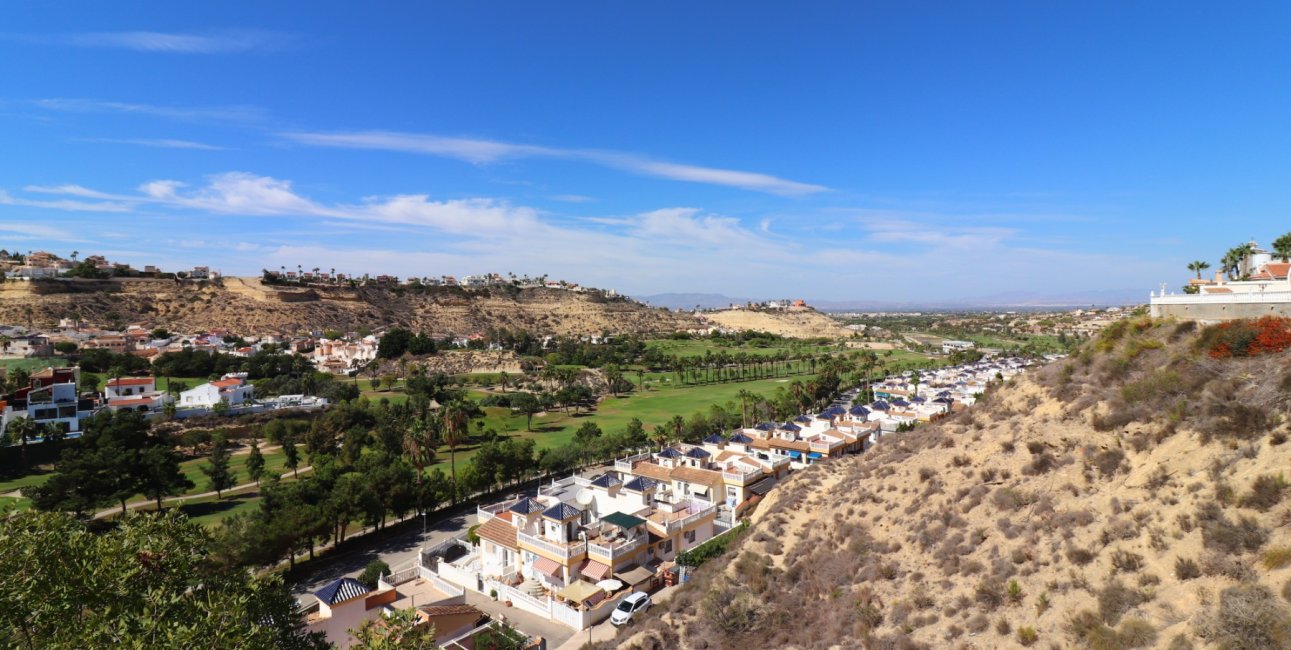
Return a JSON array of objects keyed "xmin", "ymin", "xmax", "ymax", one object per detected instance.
[{"xmin": 179, "ymin": 373, "xmax": 254, "ymax": 408}]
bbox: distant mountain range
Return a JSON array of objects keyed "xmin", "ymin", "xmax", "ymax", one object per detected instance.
[{"xmin": 638, "ymin": 288, "xmax": 1145, "ymax": 312}]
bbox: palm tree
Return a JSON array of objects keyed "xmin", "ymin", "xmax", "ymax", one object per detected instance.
[
  {"xmin": 6, "ymin": 417, "xmax": 35, "ymax": 470},
  {"xmin": 1222, "ymin": 243, "xmax": 1255, "ymax": 280},
  {"xmin": 737, "ymin": 389, "xmax": 752, "ymax": 428},
  {"xmin": 670, "ymin": 414, "xmax": 685, "ymax": 443},
  {"xmin": 404, "ymin": 416, "xmax": 435, "ymax": 515},
  {"xmin": 1273, "ymin": 232, "xmax": 1291, "ymax": 263},
  {"xmin": 1187, "ymin": 260, "xmax": 1211, "ymax": 280},
  {"xmin": 441, "ymin": 402, "xmax": 469, "ymax": 501}
]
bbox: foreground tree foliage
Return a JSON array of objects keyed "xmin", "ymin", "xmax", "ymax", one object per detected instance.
[{"xmin": 0, "ymin": 510, "xmax": 328, "ymax": 650}]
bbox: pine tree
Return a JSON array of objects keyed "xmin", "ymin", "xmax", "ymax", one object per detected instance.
[
  {"xmin": 246, "ymin": 440, "xmax": 266, "ymax": 486},
  {"xmin": 283, "ymin": 435, "xmax": 300, "ymax": 478},
  {"xmin": 203, "ymin": 436, "xmax": 236, "ymax": 499}
]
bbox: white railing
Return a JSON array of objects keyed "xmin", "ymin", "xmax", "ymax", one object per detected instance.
[
  {"xmin": 476, "ymin": 501, "xmax": 513, "ymax": 524},
  {"xmin": 382, "ymin": 566, "xmax": 420, "ymax": 588},
  {"xmin": 587, "ymin": 535, "xmax": 644, "ymax": 563},
  {"xmin": 721, "ymin": 467, "xmax": 763, "ymax": 484},
  {"xmin": 517, "ymin": 531, "xmax": 586, "ymax": 559},
  {"xmin": 614, "ymin": 451, "xmax": 652, "ymax": 473},
  {"xmin": 1151, "ymin": 287, "xmax": 1291, "ymax": 304},
  {"xmin": 499, "ymin": 584, "xmax": 552, "ymax": 619}
]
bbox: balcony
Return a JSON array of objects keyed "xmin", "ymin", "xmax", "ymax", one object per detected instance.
[
  {"xmin": 587, "ymin": 535, "xmax": 644, "ymax": 564},
  {"xmin": 647, "ymin": 502, "xmax": 717, "ymax": 535},
  {"xmin": 517, "ymin": 530, "xmax": 586, "ymax": 560},
  {"xmin": 809, "ymin": 440, "xmax": 835, "ymax": 453},
  {"xmin": 721, "ymin": 467, "xmax": 764, "ymax": 484}
]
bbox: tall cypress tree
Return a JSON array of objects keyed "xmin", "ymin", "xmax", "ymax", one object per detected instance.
[{"xmin": 203, "ymin": 436, "xmax": 236, "ymax": 499}]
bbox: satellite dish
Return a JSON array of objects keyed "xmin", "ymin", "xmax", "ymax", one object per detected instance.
[{"xmin": 576, "ymin": 489, "xmax": 594, "ymax": 506}]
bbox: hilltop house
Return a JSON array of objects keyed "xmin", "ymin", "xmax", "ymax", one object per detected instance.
[
  {"xmin": 179, "ymin": 373, "xmax": 254, "ymax": 409},
  {"xmin": 104, "ymin": 377, "xmax": 172, "ymax": 413},
  {"xmin": 0, "ymin": 367, "xmax": 97, "ymax": 436},
  {"xmin": 304, "ymin": 571, "xmax": 470, "ymax": 649}
]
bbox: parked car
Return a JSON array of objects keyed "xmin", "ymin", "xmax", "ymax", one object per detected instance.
[{"xmin": 610, "ymin": 592, "xmax": 652, "ymax": 626}]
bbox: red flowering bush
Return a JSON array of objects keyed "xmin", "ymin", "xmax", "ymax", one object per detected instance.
[{"xmin": 1204, "ymin": 317, "xmax": 1291, "ymax": 358}]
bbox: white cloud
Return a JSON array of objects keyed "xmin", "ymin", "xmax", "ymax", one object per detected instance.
[
  {"xmin": 75, "ymin": 137, "xmax": 226, "ymax": 150},
  {"xmin": 0, "ymin": 189, "xmax": 132, "ymax": 213},
  {"xmin": 33, "ymin": 98, "xmax": 266, "ymax": 123},
  {"xmin": 279, "ymin": 130, "xmax": 827, "ymax": 196},
  {"xmin": 17, "ymin": 30, "xmax": 295, "ymax": 54}
]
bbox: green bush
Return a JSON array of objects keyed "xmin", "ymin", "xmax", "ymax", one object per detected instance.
[
  {"xmin": 677, "ymin": 521, "xmax": 748, "ymax": 567},
  {"xmin": 358, "ymin": 559, "xmax": 391, "ymax": 589}
]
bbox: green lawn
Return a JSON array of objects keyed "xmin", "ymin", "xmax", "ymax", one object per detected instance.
[
  {"xmin": 645, "ymin": 338, "xmax": 840, "ymax": 358},
  {"xmin": 0, "ymin": 357, "xmax": 69, "ymax": 372},
  {"xmin": 83, "ymin": 373, "xmax": 210, "ymax": 393}
]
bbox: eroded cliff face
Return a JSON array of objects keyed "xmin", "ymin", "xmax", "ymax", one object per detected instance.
[
  {"xmin": 702, "ymin": 306, "xmax": 851, "ymax": 339},
  {"xmin": 617, "ymin": 319, "xmax": 1291, "ymax": 650},
  {"xmin": 0, "ymin": 277, "xmax": 697, "ymax": 336}
]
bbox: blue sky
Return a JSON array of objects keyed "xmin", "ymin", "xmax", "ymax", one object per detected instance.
[{"xmin": 2, "ymin": 2, "xmax": 1289, "ymax": 302}]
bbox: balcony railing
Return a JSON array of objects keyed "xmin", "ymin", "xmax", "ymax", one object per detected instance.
[
  {"xmin": 587, "ymin": 535, "xmax": 644, "ymax": 563},
  {"xmin": 517, "ymin": 531, "xmax": 586, "ymax": 560},
  {"xmin": 809, "ymin": 440, "xmax": 835, "ymax": 453},
  {"xmin": 721, "ymin": 467, "xmax": 763, "ymax": 484}
]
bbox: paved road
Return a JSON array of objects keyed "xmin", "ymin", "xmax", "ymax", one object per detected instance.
[
  {"xmin": 293, "ymin": 509, "xmax": 472, "ymax": 599},
  {"xmin": 553, "ymin": 584, "xmax": 680, "ymax": 650}
]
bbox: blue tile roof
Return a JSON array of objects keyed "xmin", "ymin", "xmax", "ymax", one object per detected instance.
[
  {"xmin": 702, "ymin": 434, "xmax": 726, "ymax": 444},
  {"xmin": 793, "ymin": 415, "xmax": 811, "ymax": 423},
  {"xmin": 781, "ymin": 423, "xmax": 801, "ymax": 432},
  {"xmin": 685, "ymin": 447, "xmax": 710, "ymax": 458},
  {"xmin": 891, "ymin": 399, "xmax": 910, "ymax": 407},
  {"xmin": 729, "ymin": 433, "xmax": 753, "ymax": 443},
  {"xmin": 871, "ymin": 401, "xmax": 890, "ymax": 411},
  {"xmin": 754, "ymin": 422, "xmax": 775, "ymax": 431},
  {"xmin": 509, "ymin": 498, "xmax": 545, "ymax": 514},
  {"xmin": 623, "ymin": 476, "xmax": 659, "ymax": 492},
  {"xmin": 590, "ymin": 473, "xmax": 622, "ymax": 488},
  {"xmin": 315, "ymin": 577, "xmax": 370, "ymax": 605},
  {"xmin": 849, "ymin": 405, "xmax": 870, "ymax": 416},
  {"xmin": 543, "ymin": 502, "xmax": 582, "ymax": 520},
  {"xmin": 657, "ymin": 447, "xmax": 682, "ymax": 459}
]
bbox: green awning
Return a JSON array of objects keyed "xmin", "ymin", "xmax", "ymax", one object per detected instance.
[{"xmin": 600, "ymin": 511, "xmax": 646, "ymax": 530}]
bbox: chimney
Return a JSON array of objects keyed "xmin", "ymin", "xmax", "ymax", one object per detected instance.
[{"xmin": 1214, "ymin": 270, "xmax": 1224, "ymax": 284}]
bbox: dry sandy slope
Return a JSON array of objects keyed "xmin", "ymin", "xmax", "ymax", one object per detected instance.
[
  {"xmin": 615, "ymin": 322, "xmax": 1291, "ymax": 649},
  {"xmin": 0, "ymin": 278, "xmax": 699, "ymax": 337},
  {"xmin": 703, "ymin": 307, "xmax": 851, "ymax": 339}
]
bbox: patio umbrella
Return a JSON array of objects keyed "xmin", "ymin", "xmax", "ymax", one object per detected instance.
[{"xmin": 596, "ymin": 579, "xmax": 624, "ymax": 592}]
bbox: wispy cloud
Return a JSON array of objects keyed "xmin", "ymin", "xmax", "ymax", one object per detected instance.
[
  {"xmin": 13, "ymin": 29, "xmax": 295, "ymax": 54},
  {"xmin": 550, "ymin": 194, "xmax": 595, "ymax": 204},
  {"xmin": 33, "ymin": 98, "xmax": 266, "ymax": 124},
  {"xmin": 280, "ymin": 130, "xmax": 828, "ymax": 197},
  {"xmin": 73, "ymin": 137, "xmax": 227, "ymax": 151},
  {"xmin": 0, "ymin": 189, "xmax": 133, "ymax": 213}
]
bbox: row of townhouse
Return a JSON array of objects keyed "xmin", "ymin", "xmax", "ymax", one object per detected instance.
[{"xmin": 310, "ymin": 336, "xmax": 379, "ymax": 374}]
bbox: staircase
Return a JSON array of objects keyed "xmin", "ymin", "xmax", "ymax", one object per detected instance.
[{"xmin": 520, "ymin": 577, "xmax": 546, "ymax": 598}]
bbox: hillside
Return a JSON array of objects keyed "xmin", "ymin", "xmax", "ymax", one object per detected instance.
[
  {"xmin": 703, "ymin": 306, "xmax": 852, "ymax": 339},
  {"xmin": 618, "ymin": 318, "xmax": 1291, "ymax": 649},
  {"xmin": 0, "ymin": 277, "xmax": 698, "ymax": 337}
]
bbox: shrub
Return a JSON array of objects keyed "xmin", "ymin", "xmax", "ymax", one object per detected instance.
[
  {"xmin": 1202, "ymin": 316, "xmax": 1291, "ymax": 358},
  {"xmin": 1118, "ymin": 618, "xmax": 1158, "ymax": 648},
  {"xmin": 1067, "ymin": 547, "xmax": 1096, "ymax": 566},
  {"xmin": 1263, "ymin": 547, "xmax": 1291, "ymax": 570},
  {"xmin": 1017, "ymin": 626, "xmax": 1038, "ymax": 646},
  {"xmin": 701, "ymin": 582, "xmax": 762, "ymax": 634},
  {"xmin": 1175, "ymin": 557, "xmax": 1202, "ymax": 580},
  {"xmin": 1193, "ymin": 584, "xmax": 1291, "ymax": 649},
  {"xmin": 975, "ymin": 579, "xmax": 1005, "ymax": 611},
  {"xmin": 1240, "ymin": 474, "xmax": 1287, "ymax": 511},
  {"xmin": 1007, "ymin": 580, "xmax": 1024, "ymax": 605},
  {"xmin": 1111, "ymin": 549, "xmax": 1144, "ymax": 574},
  {"xmin": 1093, "ymin": 448, "xmax": 1126, "ymax": 477},
  {"xmin": 1098, "ymin": 579, "xmax": 1148, "ymax": 625},
  {"xmin": 358, "ymin": 559, "xmax": 391, "ymax": 589},
  {"xmin": 993, "ymin": 487, "xmax": 1036, "ymax": 511},
  {"xmin": 1199, "ymin": 505, "xmax": 1268, "ymax": 555}
]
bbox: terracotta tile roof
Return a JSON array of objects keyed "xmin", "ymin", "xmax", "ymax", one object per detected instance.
[
  {"xmin": 211, "ymin": 379, "xmax": 242, "ymax": 388},
  {"xmin": 476, "ymin": 517, "xmax": 518, "ymax": 550},
  {"xmin": 630, "ymin": 461, "xmax": 673, "ymax": 483},
  {"xmin": 765, "ymin": 438, "xmax": 810, "ymax": 452},
  {"xmin": 670, "ymin": 465, "xmax": 723, "ymax": 488},
  {"xmin": 107, "ymin": 377, "xmax": 154, "ymax": 387}
]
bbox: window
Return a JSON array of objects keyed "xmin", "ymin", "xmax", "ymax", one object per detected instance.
[
  {"xmin": 660, "ymin": 540, "xmax": 673, "ymax": 554},
  {"xmin": 684, "ymin": 529, "xmax": 696, "ymax": 543}
]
